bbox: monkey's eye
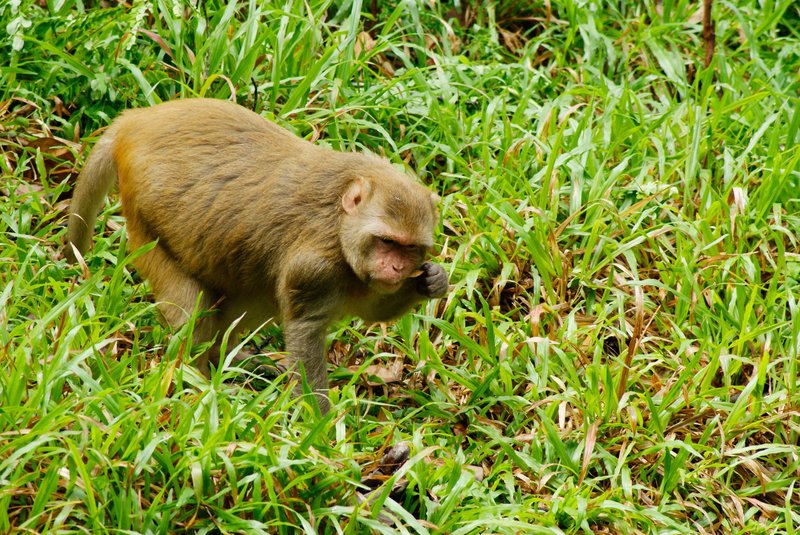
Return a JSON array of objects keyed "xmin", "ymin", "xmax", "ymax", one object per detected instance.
[{"xmin": 380, "ymin": 236, "xmax": 396, "ymax": 245}]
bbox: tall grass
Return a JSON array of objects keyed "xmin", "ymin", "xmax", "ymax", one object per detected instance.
[{"xmin": 1, "ymin": 0, "xmax": 799, "ymax": 532}]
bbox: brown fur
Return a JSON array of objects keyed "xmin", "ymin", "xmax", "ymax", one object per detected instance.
[{"xmin": 66, "ymin": 98, "xmax": 448, "ymax": 413}]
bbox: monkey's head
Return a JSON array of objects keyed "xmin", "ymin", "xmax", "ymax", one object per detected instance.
[{"xmin": 340, "ymin": 172, "xmax": 438, "ymax": 293}]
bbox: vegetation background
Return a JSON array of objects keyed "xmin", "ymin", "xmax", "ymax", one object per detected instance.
[{"xmin": 1, "ymin": 0, "xmax": 799, "ymax": 533}]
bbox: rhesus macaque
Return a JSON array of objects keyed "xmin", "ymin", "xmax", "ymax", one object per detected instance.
[{"xmin": 66, "ymin": 98, "xmax": 448, "ymax": 413}]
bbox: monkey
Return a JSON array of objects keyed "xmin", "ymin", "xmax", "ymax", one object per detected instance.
[{"xmin": 65, "ymin": 98, "xmax": 448, "ymax": 413}]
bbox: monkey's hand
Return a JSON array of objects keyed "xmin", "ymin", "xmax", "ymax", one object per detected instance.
[{"xmin": 416, "ymin": 261, "xmax": 448, "ymax": 298}]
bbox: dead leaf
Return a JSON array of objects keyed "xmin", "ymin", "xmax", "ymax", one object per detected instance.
[
  {"xmin": 20, "ymin": 136, "xmax": 80, "ymax": 183},
  {"xmin": 349, "ymin": 358, "xmax": 404, "ymax": 386},
  {"xmin": 354, "ymin": 31, "xmax": 375, "ymax": 57},
  {"xmin": 463, "ymin": 464, "xmax": 484, "ymax": 481}
]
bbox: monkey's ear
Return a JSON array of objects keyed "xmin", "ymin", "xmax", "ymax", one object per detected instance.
[
  {"xmin": 342, "ymin": 178, "xmax": 371, "ymax": 214},
  {"xmin": 429, "ymin": 192, "xmax": 440, "ymax": 208}
]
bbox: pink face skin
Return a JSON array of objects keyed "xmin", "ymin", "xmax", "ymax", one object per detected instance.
[{"xmin": 370, "ymin": 236, "xmax": 425, "ymax": 291}]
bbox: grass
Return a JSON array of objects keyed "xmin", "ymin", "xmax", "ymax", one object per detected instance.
[{"xmin": 2, "ymin": 0, "xmax": 800, "ymax": 533}]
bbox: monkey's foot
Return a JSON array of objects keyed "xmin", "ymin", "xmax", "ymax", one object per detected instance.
[
  {"xmin": 356, "ymin": 442, "xmax": 411, "ymax": 525},
  {"xmin": 226, "ymin": 352, "xmax": 289, "ymax": 388}
]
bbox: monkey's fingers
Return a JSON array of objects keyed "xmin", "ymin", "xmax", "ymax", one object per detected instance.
[{"xmin": 417, "ymin": 262, "xmax": 448, "ymax": 297}]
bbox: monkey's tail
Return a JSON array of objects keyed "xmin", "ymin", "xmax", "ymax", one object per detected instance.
[{"xmin": 65, "ymin": 132, "xmax": 118, "ymax": 262}]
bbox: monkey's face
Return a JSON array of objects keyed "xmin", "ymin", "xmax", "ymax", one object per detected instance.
[
  {"xmin": 368, "ymin": 235, "xmax": 429, "ymax": 291},
  {"xmin": 340, "ymin": 176, "xmax": 437, "ymax": 293}
]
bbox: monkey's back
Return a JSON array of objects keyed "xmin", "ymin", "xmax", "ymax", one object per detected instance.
[{"xmin": 109, "ymin": 99, "xmax": 349, "ymax": 293}]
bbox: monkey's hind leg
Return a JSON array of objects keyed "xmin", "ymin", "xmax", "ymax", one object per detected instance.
[{"xmin": 132, "ymin": 240, "xmax": 222, "ymax": 376}]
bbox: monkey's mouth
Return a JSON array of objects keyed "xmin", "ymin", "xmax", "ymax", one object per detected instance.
[{"xmin": 372, "ymin": 279, "xmax": 403, "ymax": 294}]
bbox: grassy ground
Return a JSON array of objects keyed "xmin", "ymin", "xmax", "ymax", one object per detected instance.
[{"xmin": 2, "ymin": 1, "xmax": 799, "ymax": 533}]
